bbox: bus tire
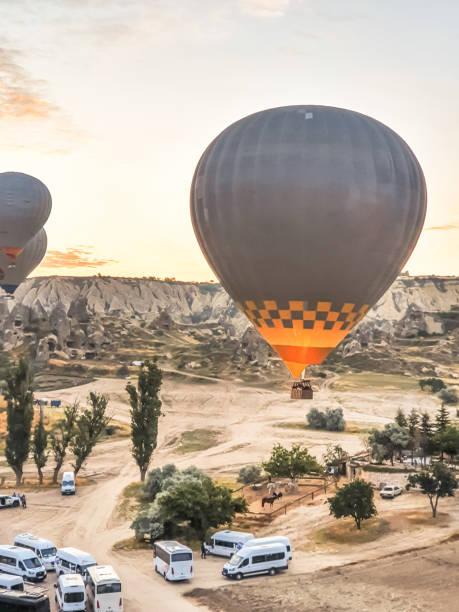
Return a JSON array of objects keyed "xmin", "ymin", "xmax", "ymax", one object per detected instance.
[
  {"xmin": 269, "ymin": 568, "xmax": 276, "ymax": 576},
  {"xmin": 235, "ymin": 573, "xmax": 243, "ymax": 581}
]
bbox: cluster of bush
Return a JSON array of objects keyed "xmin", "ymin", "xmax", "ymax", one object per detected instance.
[
  {"xmin": 419, "ymin": 378, "xmax": 458, "ymax": 406},
  {"xmin": 131, "ymin": 464, "xmax": 246, "ymax": 542},
  {"xmin": 306, "ymin": 407, "xmax": 346, "ymax": 431}
]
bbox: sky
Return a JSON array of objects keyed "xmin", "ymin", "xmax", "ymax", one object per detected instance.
[{"xmin": 0, "ymin": 0, "xmax": 458, "ymax": 280}]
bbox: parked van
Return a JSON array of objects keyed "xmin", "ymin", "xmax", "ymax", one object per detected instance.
[
  {"xmin": 207, "ymin": 530, "xmax": 254, "ymax": 558},
  {"xmin": 55, "ymin": 549, "xmax": 96, "ymax": 579},
  {"xmin": 222, "ymin": 542, "xmax": 288, "ymax": 580},
  {"xmin": 154, "ymin": 541, "xmax": 193, "ymax": 581},
  {"xmin": 241, "ymin": 536, "xmax": 292, "ymax": 560},
  {"xmin": 86, "ymin": 565, "xmax": 123, "ymax": 611},
  {"xmin": 0, "ymin": 546, "xmax": 46, "ymax": 582},
  {"xmin": 61, "ymin": 472, "xmax": 75, "ymax": 496},
  {"xmin": 0, "ymin": 571, "xmax": 24, "ymax": 591},
  {"xmin": 0, "ymin": 587, "xmax": 50, "ymax": 611},
  {"xmin": 54, "ymin": 574, "xmax": 85, "ymax": 612},
  {"xmin": 14, "ymin": 534, "xmax": 57, "ymax": 571}
]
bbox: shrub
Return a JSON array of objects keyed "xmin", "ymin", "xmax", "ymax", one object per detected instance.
[
  {"xmin": 117, "ymin": 365, "xmax": 130, "ymax": 378},
  {"xmin": 307, "ymin": 407, "xmax": 327, "ymax": 429},
  {"xmin": 439, "ymin": 388, "xmax": 458, "ymax": 406},
  {"xmin": 325, "ymin": 407, "xmax": 345, "ymax": 432},
  {"xmin": 237, "ymin": 465, "xmax": 262, "ymax": 484}
]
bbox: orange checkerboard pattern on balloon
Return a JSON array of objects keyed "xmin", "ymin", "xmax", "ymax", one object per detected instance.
[{"xmin": 238, "ymin": 300, "xmax": 369, "ymax": 377}]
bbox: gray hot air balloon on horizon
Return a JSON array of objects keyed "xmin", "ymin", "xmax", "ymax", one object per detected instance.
[
  {"xmin": 0, "ymin": 228, "xmax": 47, "ymax": 295},
  {"xmin": 0, "ymin": 172, "xmax": 52, "ymax": 261},
  {"xmin": 191, "ymin": 105, "xmax": 427, "ymax": 385}
]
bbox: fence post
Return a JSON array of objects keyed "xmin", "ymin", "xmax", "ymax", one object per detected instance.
[{"xmin": 312, "ymin": 491, "xmax": 314, "ymax": 500}]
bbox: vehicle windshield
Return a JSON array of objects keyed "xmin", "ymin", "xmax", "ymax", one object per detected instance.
[
  {"xmin": 97, "ymin": 582, "xmax": 122, "ymax": 594},
  {"xmin": 229, "ymin": 554, "xmax": 243, "ymax": 566},
  {"xmin": 62, "ymin": 481, "xmax": 73, "ymax": 487},
  {"xmin": 41, "ymin": 547, "xmax": 56, "ymax": 557},
  {"xmin": 24, "ymin": 557, "xmax": 42, "ymax": 569},
  {"xmin": 82, "ymin": 562, "xmax": 96, "ymax": 570},
  {"xmin": 65, "ymin": 592, "xmax": 84, "ymax": 603}
]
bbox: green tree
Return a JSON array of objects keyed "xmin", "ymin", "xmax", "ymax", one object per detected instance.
[
  {"xmin": 262, "ymin": 443, "xmax": 321, "ymax": 480},
  {"xmin": 71, "ymin": 393, "xmax": 111, "ymax": 476},
  {"xmin": 4, "ymin": 358, "xmax": 34, "ymax": 486},
  {"xmin": 156, "ymin": 477, "xmax": 247, "ymax": 540},
  {"xmin": 237, "ymin": 465, "xmax": 262, "ymax": 484},
  {"xmin": 419, "ymin": 378, "xmax": 446, "ymax": 393},
  {"xmin": 368, "ymin": 423, "xmax": 409, "ymax": 465},
  {"xmin": 407, "ymin": 463, "xmax": 457, "ymax": 518},
  {"xmin": 127, "ymin": 359, "xmax": 163, "ymax": 481},
  {"xmin": 407, "ymin": 409, "xmax": 420, "ymax": 463},
  {"xmin": 32, "ymin": 418, "xmax": 48, "ymax": 485},
  {"xmin": 142, "ymin": 464, "xmax": 178, "ymax": 502},
  {"xmin": 324, "ymin": 407, "xmax": 345, "ymax": 432},
  {"xmin": 434, "ymin": 426, "xmax": 459, "ymax": 463},
  {"xmin": 435, "ymin": 403, "xmax": 450, "ymax": 433},
  {"xmin": 327, "ymin": 479, "xmax": 377, "ymax": 530},
  {"xmin": 439, "ymin": 388, "xmax": 458, "ymax": 406},
  {"xmin": 395, "ymin": 408, "xmax": 407, "ymax": 428},
  {"xmin": 420, "ymin": 412, "xmax": 435, "ymax": 465},
  {"xmin": 49, "ymin": 403, "xmax": 79, "ymax": 484},
  {"xmin": 306, "ymin": 407, "xmax": 326, "ymax": 429}
]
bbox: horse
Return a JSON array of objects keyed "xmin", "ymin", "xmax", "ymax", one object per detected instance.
[
  {"xmin": 261, "ymin": 495, "xmax": 277, "ymax": 508},
  {"xmin": 262, "ymin": 492, "xmax": 283, "ymax": 508}
]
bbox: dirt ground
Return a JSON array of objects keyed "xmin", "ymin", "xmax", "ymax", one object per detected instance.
[{"xmin": 0, "ymin": 374, "xmax": 458, "ymax": 611}]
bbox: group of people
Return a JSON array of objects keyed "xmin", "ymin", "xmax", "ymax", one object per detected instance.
[
  {"xmin": 12, "ymin": 492, "xmax": 27, "ymax": 509},
  {"xmin": 291, "ymin": 379, "xmax": 312, "ymax": 390}
]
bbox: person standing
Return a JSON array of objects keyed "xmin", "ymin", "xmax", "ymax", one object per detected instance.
[
  {"xmin": 201, "ymin": 541, "xmax": 207, "ymax": 559},
  {"xmin": 21, "ymin": 494, "xmax": 26, "ymax": 509}
]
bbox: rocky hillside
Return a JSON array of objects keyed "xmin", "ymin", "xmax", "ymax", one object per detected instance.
[{"xmin": 0, "ymin": 275, "xmax": 457, "ymax": 381}]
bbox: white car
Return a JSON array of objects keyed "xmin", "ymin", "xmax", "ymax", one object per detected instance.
[
  {"xmin": 0, "ymin": 494, "xmax": 20, "ymax": 509},
  {"xmin": 380, "ymin": 485, "xmax": 402, "ymax": 499}
]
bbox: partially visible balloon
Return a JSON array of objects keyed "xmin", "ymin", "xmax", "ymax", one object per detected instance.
[
  {"xmin": 0, "ymin": 228, "xmax": 47, "ymax": 294},
  {"xmin": 0, "ymin": 172, "xmax": 52, "ymax": 260},
  {"xmin": 191, "ymin": 106, "xmax": 427, "ymax": 377}
]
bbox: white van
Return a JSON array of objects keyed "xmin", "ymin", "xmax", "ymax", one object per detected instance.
[
  {"xmin": 86, "ymin": 565, "xmax": 123, "ymax": 612},
  {"xmin": 222, "ymin": 542, "xmax": 288, "ymax": 580},
  {"xmin": 154, "ymin": 541, "xmax": 193, "ymax": 581},
  {"xmin": 207, "ymin": 530, "xmax": 254, "ymax": 558},
  {"xmin": 61, "ymin": 472, "xmax": 76, "ymax": 495},
  {"xmin": 0, "ymin": 545, "xmax": 46, "ymax": 581},
  {"xmin": 14, "ymin": 533, "xmax": 57, "ymax": 570},
  {"xmin": 242, "ymin": 536, "xmax": 292, "ymax": 560},
  {"xmin": 55, "ymin": 548, "xmax": 96, "ymax": 579},
  {"xmin": 54, "ymin": 573, "xmax": 86, "ymax": 611},
  {"xmin": 0, "ymin": 571, "xmax": 24, "ymax": 591}
]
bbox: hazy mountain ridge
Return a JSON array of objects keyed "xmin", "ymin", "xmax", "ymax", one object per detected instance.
[{"xmin": 0, "ymin": 275, "xmax": 457, "ymax": 378}]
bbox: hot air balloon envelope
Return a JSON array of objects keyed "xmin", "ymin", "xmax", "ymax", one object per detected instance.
[{"xmin": 190, "ymin": 106, "xmax": 427, "ymax": 377}]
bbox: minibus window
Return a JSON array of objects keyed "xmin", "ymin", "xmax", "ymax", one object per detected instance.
[
  {"xmin": 229, "ymin": 554, "xmax": 242, "ymax": 566},
  {"xmin": 11, "ymin": 583, "xmax": 24, "ymax": 591},
  {"xmin": 171, "ymin": 553, "xmax": 192, "ymax": 562},
  {"xmin": 97, "ymin": 583, "xmax": 122, "ymax": 594},
  {"xmin": 24, "ymin": 558, "xmax": 41, "ymax": 569},
  {"xmin": 41, "ymin": 548, "xmax": 56, "ymax": 557},
  {"xmin": 65, "ymin": 592, "xmax": 84, "ymax": 603}
]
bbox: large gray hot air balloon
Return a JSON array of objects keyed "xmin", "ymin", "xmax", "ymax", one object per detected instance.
[
  {"xmin": 0, "ymin": 228, "xmax": 47, "ymax": 295},
  {"xmin": 0, "ymin": 172, "xmax": 51, "ymax": 261},
  {"xmin": 191, "ymin": 105, "xmax": 427, "ymax": 380}
]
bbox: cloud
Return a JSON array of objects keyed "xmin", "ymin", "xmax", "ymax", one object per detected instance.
[
  {"xmin": 238, "ymin": 0, "xmax": 291, "ymax": 18},
  {"xmin": 425, "ymin": 222, "xmax": 459, "ymax": 231},
  {"xmin": 41, "ymin": 247, "xmax": 117, "ymax": 269},
  {"xmin": 0, "ymin": 47, "xmax": 59, "ymax": 120}
]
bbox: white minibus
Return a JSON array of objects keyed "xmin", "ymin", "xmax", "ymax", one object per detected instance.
[
  {"xmin": 86, "ymin": 565, "xmax": 123, "ymax": 612},
  {"xmin": 14, "ymin": 533, "xmax": 57, "ymax": 570},
  {"xmin": 54, "ymin": 573, "xmax": 86, "ymax": 612},
  {"xmin": 0, "ymin": 571, "xmax": 24, "ymax": 591},
  {"xmin": 154, "ymin": 541, "xmax": 193, "ymax": 581},
  {"xmin": 55, "ymin": 548, "xmax": 96, "ymax": 579},
  {"xmin": 241, "ymin": 536, "xmax": 292, "ymax": 560},
  {"xmin": 61, "ymin": 472, "xmax": 76, "ymax": 495},
  {"xmin": 222, "ymin": 542, "xmax": 288, "ymax": 580},
  {"xmin": 0, "ymin": 545, "xmax": 46, "ymax": 581},
  {"xmin": 207, "ymin": 530, "xmax": 254, "ymax": 557}
]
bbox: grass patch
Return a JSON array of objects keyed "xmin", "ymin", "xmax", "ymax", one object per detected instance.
[
  {"xmin": 273, "ymin": 421, "xmax": 372, "ymax": 434},
  {"xmin": 117, "ymin": 482, "xmax": 144, "ymax": 521},
  {"xmin": 175, "ymin": 429, "xmax": 220, "ymax": 455},
  {"xmin": 112, "ymin": 537, "xmax": 151, "ymax": 552},
  {"xmin": 362, "ymin": 464, "xmax": 415, "ymax": 473},
  {"xmin": 332, "ymin": 372, "xmax": 419, "ymax": 392},
  {"xmin": 224, "ymin": 443, "xmax": 249, "ymax": 454},
  {"xmin": 306, "ymin": 517, "xmax": 391, "ymax": 550}
]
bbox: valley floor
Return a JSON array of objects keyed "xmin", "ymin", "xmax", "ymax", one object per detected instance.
[{"xmin": 0, "ymin": 373, "xmax": 458, "ymax": 611}]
